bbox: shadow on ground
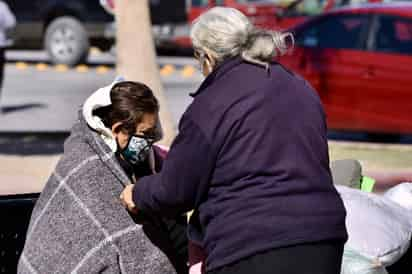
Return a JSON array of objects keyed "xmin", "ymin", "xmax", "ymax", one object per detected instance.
[
  {"xmin": 1, "ymin": 103, "xmax": 47, "ymax": 114},
  {"xmin": 328, "ymin": 130, "xmax": 412, "ymax": 144},
  {"xmin": 0, "ymin": 131, "xmax": 411, "ymax": 156},
  {"xmin": 0, "ymin": 133, "xmax": 68, "ymax": 155}
]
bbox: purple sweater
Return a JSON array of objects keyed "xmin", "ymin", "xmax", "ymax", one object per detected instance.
[{"xmin": 133, "ymin": 57, "xmax": 348, "ymax": 271}]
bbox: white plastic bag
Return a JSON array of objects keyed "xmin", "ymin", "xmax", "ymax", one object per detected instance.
[
  {"xmin": 384, "ymin": 183, "xmax": 412, "ymax": 211},
  {"xmin": 341, "ymin": 247, "xmax": 388, "ymax": 274},
  {"xmin": 337, "ymin": 186, "xmax": 412, "ymax": 266}
]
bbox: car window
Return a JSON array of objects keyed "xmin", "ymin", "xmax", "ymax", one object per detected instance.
[
  {"xmin": 236, "ymin": 0, "xmax": 279, "ymax": 3},
  {"xmin": 192, "ymin": 0, "xmax": 209, "ymax": 6},
  {"xmin": 284, "ymin": 0, "xmax": 368, "ymax": 17},
  {"xmin": 296, "ymin": 15, "xmax": 370, "ymax": 50},
  {"xmin": 373, "ymin": 16, "xmax": 412, "ymax": 55}
]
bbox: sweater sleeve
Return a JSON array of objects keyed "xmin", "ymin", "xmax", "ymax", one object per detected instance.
[{"xmin": 133, "ymin": 116, "xmax": 214, "ymax": 217}]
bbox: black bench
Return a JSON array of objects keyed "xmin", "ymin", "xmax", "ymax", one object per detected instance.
[
  {"xmin": 387, "ymin": 244, "xmax": 412, "ymax": 274},
  {"xmin": 0, "ymin": 193, "xmax": 410, "ymax": 274},
  {"xmin": 0, "ymin": 194, "xmax": 39, "ymax": 274}
]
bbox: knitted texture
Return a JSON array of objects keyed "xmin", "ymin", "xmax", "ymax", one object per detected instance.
[{"xmin": 18, "ymin": 111, "xmax": 175, "ymax": 274}]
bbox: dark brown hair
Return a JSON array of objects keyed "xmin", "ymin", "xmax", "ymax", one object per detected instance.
[{"xmin": 93, "ymin": 81, "xmax": 159, "ymax": 135}]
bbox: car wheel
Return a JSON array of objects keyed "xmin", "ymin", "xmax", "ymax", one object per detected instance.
[{"xmin": 45, "ymin": 16, "xmax": 89, "ymax": 66}]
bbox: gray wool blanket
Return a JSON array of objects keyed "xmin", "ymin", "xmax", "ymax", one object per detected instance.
[{"xmin": 18, "ymin": 112, "xmax": 176, "ymax": 274}]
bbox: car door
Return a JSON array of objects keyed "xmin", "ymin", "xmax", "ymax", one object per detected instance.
[
  {"xmin": 288, "ymin": 14, "xmax": 372, "ymax": 131},
  {"xmin": 4, "ymin": 0, "xmax": 42, "ymax": 45},
  {"xmin": 188, "ymin": 0, "xmax": 214, "ymax": 22},
  {"xmin": 82, "ymin": 0, "xmax": 113, "ymax": 22},
  {"xmin": 355, "ymin": 14, "xmax": 412, "ymax": 133},
  {"xmin": 149, "ymin": 0, "xmax": 186, "ymax": 25},
  {"xmin": 221, "ymin": 0, "xmax": 279, "ymax": 29}
]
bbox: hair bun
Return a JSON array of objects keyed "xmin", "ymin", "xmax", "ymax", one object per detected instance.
[{"xmin": 242, "ymin": 29, "xmax": 294, "ymax": 67}]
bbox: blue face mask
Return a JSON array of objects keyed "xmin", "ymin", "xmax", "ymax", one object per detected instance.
[{"xmin": 121, "ymin": 135, "xmax": 155, "ymax": 165}]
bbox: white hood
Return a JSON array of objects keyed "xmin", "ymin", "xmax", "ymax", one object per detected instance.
[{"xmin": 82, "ymin": 78, "xmax": 121, "ymax": 152}]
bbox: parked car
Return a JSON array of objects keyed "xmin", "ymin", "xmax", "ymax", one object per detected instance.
[
  {"xmin": 5, "ymin": 0, "xmax": 114, "ymax": 65},
  {"xmin": 162, "ymin": 0, "xmax": 310, "ymax": 50},
  {"xmin": 279, "ymin": 2, "xmax": 412, "ymax": 134},
  {"xmin": 99, "ymin": 0, "xmax": 190, "ymax": 56},
  {"xmin": 159, "ymin": 0, "xmax": 378, "ymax": 50}
]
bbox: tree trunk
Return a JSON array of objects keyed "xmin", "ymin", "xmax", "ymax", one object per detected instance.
[{"xmin": 115, "ymin": 0, "xmax": 176, "ymax": 146}]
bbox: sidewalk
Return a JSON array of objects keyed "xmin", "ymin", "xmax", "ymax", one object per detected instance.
[
  {"xmin": 1, "ymin": 140, "xmax": 412, "ymax": 196},
  {"xmin": 329, "ymin": 140, "xmax": 412, "ymax": 171},
  {"xmin": 0, "ymin": 155, "xmax": 60, "ymax": 195}
]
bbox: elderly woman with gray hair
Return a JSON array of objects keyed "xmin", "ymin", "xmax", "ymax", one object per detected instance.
[{"xmin": 121, "ymin": 7, "xmax": 348, "ymax": 274}]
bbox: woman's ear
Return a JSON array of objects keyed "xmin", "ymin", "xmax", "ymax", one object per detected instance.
[
  {"xmin": 111, "ymin": 122, "xmax": 123, "ymax": 136},
  {"xmin": 205, "ymin": 53, "xmax": 214, "ymax": 68},
  {"xmin": 204, "ymin": 52, "xmax": 216, "ymax": 75},
  {"xmin": 111, "ymin": 122, "xmax": 131, "ymax": 151}
]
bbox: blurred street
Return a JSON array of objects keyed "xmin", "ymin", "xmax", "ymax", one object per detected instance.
[
  {"xmin": 0, "ymin": 50, "xmax": 411, "ymax": 195},
  {"xmin": 0, "ymin": 50, "xmax": 203, "ymax": 194},
  {"xmin": 0, "ymin": 50, "xmax": 202, "ymax": 132},
  {"xmin": 1, "ymin": 2, "xmax": 411, "ymax": 273}
]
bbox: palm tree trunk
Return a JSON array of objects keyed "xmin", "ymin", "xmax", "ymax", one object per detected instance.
[{"xmin": 115, "ymin": 0, "xmax": 176, "ymax": 146}]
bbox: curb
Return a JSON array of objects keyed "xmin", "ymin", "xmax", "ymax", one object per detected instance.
[{"xmin": 7, "ymin": 61, "xmax": 200, "ymax": 78}]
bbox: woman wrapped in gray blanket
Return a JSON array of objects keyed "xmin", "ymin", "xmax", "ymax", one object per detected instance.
[{"xmin": 18, "ymin": 80, "xmax": 188, "ymax": 274}]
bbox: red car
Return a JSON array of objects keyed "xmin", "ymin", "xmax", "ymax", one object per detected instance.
[
  {"xmin": 169, "ymin": 0, "xmax": 338, "ymax": 49},
  {"xmin": 188, "ymin": 0, "xmax": 305, "ymax": 29},
  {"xmin": 279, "ymin": 3, "xmax": 412, "ymax": 134}
]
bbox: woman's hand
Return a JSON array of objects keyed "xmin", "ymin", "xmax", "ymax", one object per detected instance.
[{"xmin": 120, "ymin": 184, "xmax": 139, "ymax": 214}]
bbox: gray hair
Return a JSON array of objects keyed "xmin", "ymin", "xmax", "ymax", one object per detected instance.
[{"xmin": 190, "ymin": 7, "xmax": 294, "ymax": 69}]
